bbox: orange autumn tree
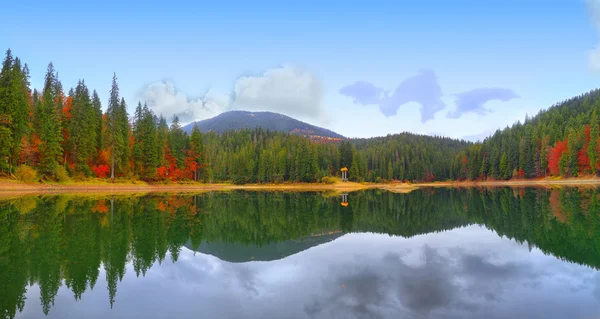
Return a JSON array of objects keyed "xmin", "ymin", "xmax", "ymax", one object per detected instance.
[{"xmin": 548, "ymin": 139, "xmax": 568, "ymax": 176}]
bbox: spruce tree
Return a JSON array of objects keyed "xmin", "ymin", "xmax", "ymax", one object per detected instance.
[
  {"xmin": 499, "ymin": 152, "xmax": 509, "ymax": 180},
  {"xmin": 168, "ymin": 115, "xmax": 186, "ymax": 168},
  {"xmin": 105, "ymin": 73, "xmax": 124, "ymax": 182},
  {"xmin": 189, "ymin": 124, "xmax": 206, "ymax": 182},
  {"xmin": 132, "ymin": 102, "xmax": 144, "ymax": 175},
  {"xmin": 37, "ymin": 63, "xmax": 62, "ymax": 177},
  {"xmin": 91, "ymin": 90, "xmax": 103, "ymax": 155},
  {"xmin": 0, "ymin": 49, "xmax": 15, "ymax": 172},
  {"xmin": 118, "ymin": 97, "xmax": 130, "ymax": 175},
  {"xmin": 156, "ymin": 115, "xmax": 169, "ymax": 170},
  {"xmin": 70, "ymin": 80, "xmax": 96, "ymax": 175},
  {"xmin": 0, "ymin": 50, "xmax": 30, "ymax": 173},
  {"xmin": 349, "ymin": 155, "xmax": 360, "ymax": 182},
  {"xmin": 589, "ymin": 110, "xmax": 598, "ymax": 175},
  {"xmin": 141, "ymin": 104, "xmax": 158, "ymax": 179}
]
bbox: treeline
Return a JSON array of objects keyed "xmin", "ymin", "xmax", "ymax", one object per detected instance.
[
  {"xmin": 0, "ymin": 49, "xmax": 473, "ymax": 183},
  {"xmin": 13, "ymin": 47, "xmax": 600, "ymax": 183},
  {"xmin": 2, "ymin": 188, "xmax": 600, "ymax": 317},
  {"xmin": 453, "ymin": 89, "xmax": 600, "ymax": 180},
  {"xmin": 0, "ymin": 49, "xmax": 208, "ymax": 182},
  {"xmin": 351, "ymin": 134, "xmax": 470, "ymax": 182}
]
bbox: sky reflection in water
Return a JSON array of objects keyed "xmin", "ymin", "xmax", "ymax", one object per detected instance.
[{"xmin": 4, "ymin": 189, "xmax": 600, "ymax": 319}]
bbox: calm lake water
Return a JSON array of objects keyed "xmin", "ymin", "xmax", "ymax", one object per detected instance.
[{"xmin": 2, "ymin": 188, "xmax": 600, "ymax": 319}]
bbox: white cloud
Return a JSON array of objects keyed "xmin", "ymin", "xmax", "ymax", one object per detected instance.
[
  {"xmin": 138, "ymin": 81, "xmax": 230, "ymax": 123},
  {"xmin": 232, "ymin": 66, "xmax": 328, "ymax": 124},
  {"xmin": 589, "ymin": 45, "xmax": 600, "ymax": 70},
  {"xmin": 587, "ymin": 0, "xmax": 600, "ymax": 70},
  {"xmin": 139, "ymin": 66, "xmax": 328, "ymax": 125}
]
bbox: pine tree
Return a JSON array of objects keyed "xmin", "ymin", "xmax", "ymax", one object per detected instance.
[
  {"xmin": 499, "ymin": 152, "xmax": 509, "ymax": 180},
  {"xmin": 156, "ymin": 115, "xmax": 169, "ymax": 170},
  {"xmin": 118, "ymin": 97, "xmax": 130, "ymax": 175},
  {"xmin": 132, "ymin": 102, "xmax": 144, "ymax": 175},
  {"xmin": 541, "ymin": 135, "xmax": 550, "ymax": 176},
  {"xmin": 37, "ymin": 63, "xmax": 62, "ymax": 177},
  {"xmin": 168, "ymin": 115, "xmax": 186, "ymax": 168},
  {"xmin": 141, "ymin": 104, "xmax": 159, "ymax": 179},
  {"xmin": 479, "ymin": 153, "xmax": 488, "ymax": 180},
  {"xmin": 70, "ymin": 80, "xmax": 96, "ymax": 175},
  {"xmin": 0, "ymin": 50, "xmax": 30, "ymax": 173},
  {"xmin": 91, "ymin": 90, "xmax": 103, "ymax": 155},
  {"xmin": 105, "ymin": 73, "xmax": 125, "ymax": 182},
  {"xmin": 189, "ymin": 124, "xmax": 206, "ymax": 182},
  {"xmin": 339, "ymin": 141, "xmax": 352, "ymax": 169},
  {"xmin": 590, "ymin": 110, "xmax": 599, "ymax": 175},
  {"xmin": 349, "ymin": 155, "xmax": 360, "ymax": 182},
  {"xmin": 0, "ymin": 49, "xmax": 15, "ymax": 172}
]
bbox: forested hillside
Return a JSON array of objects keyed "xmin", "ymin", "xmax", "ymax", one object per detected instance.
[
  {"xmin": 183, "ymin": 110, "xmax": 344, "ymax": 139},
  {"xmin": 2, "ymin": 48, "xmax": 596, "ymax": 184},
  {"xmin": 452, "ymin": 89, "xmax": 600, "ymax": 180},
  {"xmin": 202, "ymin": 130, "xmax": 471, "ymax": 183},
  {"xmin": 0, "ymin": 49, "xmax": 473, "ymax": 183}
]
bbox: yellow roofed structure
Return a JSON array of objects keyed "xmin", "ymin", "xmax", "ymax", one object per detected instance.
[{"xmin": 340, "ymin": 167, "xmax": 348, "ymax": 181}]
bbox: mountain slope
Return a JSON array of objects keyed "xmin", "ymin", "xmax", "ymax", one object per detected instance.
[
  {"xmin": 183, "ymin": 111, "xmax": 344, "ymax": 138},
  {"xmin": 453, "ymin": 88, "xmax": 600, "ymax": 180},
  {"xmin": 185, "ymin": 233, "xmax": 344, "ymax": 263}
]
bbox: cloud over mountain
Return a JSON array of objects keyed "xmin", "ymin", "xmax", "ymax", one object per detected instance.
[
  {"xmin": 232, "ymin": 66, "xmax": 327, "ymax": 124},
  {"xmin": 139, "ymin": 82, "xmax": 230, "ymax": 123},
  {"xmin": 139, "ymin": 66, "xmax": 327, "ymax": 124}
]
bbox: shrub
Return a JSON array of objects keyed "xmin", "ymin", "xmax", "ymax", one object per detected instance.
[
  {"xmin": 53, "ymin": 166, "xmax": 70, "ymax": 182},
  {"xmin": 92, "ymin": 164, "xmax": 110, "ymax": 178},
  {"xmin": 15, "ymin": 165, "xmax": 38, "ymax": 182},
  {"xmin": 321, "ymin": 176, "xmax": 336, "ymax": 184},
  {"xmin": 77, "ymin": 163, "xmax": 92, "ymax": 178},
  {"xmin": 315, "ymin": 169, "xmax": 327, "ymax": 181}
]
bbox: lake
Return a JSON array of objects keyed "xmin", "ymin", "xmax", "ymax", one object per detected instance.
[{"xmin": 1, "ymin": 188, "xmax": 599, "ymax": 319}]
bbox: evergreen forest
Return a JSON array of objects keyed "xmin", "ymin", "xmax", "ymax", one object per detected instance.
[{"xmin": 1, "ymin": 49, "xmax": 599, "ymax": 183}]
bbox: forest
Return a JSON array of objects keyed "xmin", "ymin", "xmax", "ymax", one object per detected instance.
[
  {"xmin": 452, "ymin": 89, "xmax": 600, "ymax": 180},
  {"xmin": 1, "ymin": 48, "xmax": 599, "ymax": 183},
  {"xmin": 1, "ymin": 188, "xmax": 599, "ymax": 318}
]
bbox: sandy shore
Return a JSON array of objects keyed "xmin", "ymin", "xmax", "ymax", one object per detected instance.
[
  {"xmin": 0, "ymin": 180, "xmax": 416, "ymax": 195},
  {"xmin": 0, "ymin": 177, "xmax": 598, "ymax": 197},
  {"xmin": 417, "ymin": 177, "xmax": 600, "ymax": 188}
]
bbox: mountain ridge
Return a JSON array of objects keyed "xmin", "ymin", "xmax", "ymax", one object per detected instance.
[{"xmin": 182, "ymin": 110, "xmax": 344, "ymax": 139}]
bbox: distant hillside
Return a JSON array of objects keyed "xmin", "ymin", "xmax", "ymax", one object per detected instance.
[
  {"xmin": 454, "ymin": 88, "xmax": 600, "ymax": 180},
  {"xmin": 183, "ymin": 111, "xmax": 344, "ymax": 139},
  {"xmin": 186, "ymin": 232, "xmax": 344, "ymax": 263}
]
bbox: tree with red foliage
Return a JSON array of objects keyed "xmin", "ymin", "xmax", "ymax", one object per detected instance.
[
  {"xmin": 91, "ymin": 164, "xmax": 110, "ymax": 178},
  {"xmin": 549, "ymin": 139, "xmax": 568, "ymax": 176}
]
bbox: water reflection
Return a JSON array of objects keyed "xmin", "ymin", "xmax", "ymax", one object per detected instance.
[{"xmin": 1, "ymin": 188, "xmax": 600, "ymax": 318}]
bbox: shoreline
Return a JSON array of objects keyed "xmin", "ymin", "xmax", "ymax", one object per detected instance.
[{"xmin": 0, "ymin": 177, "xmax": 598, "ymax": 196}]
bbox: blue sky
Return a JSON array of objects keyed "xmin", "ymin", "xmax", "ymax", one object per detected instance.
[{"xmin": 1, "ymin": 0, "xmax": 598, "ymax": 140}]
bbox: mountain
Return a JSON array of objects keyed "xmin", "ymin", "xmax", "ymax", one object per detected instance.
[
  {"xmin": 183, "ymin": 111, "xmax": 344, "ymax": 139},
  {"xmin": 185, "ymin": 232, "xmax": 344, "ymax": 263}
]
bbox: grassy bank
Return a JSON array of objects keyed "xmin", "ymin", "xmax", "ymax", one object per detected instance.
[
  {"xmin": 0, "ymin": 178, "xmax": 419, "ymax": 195},
  {"xmin": 1, "ymin": 176, "xmax": 599, "ymax": 196}
]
